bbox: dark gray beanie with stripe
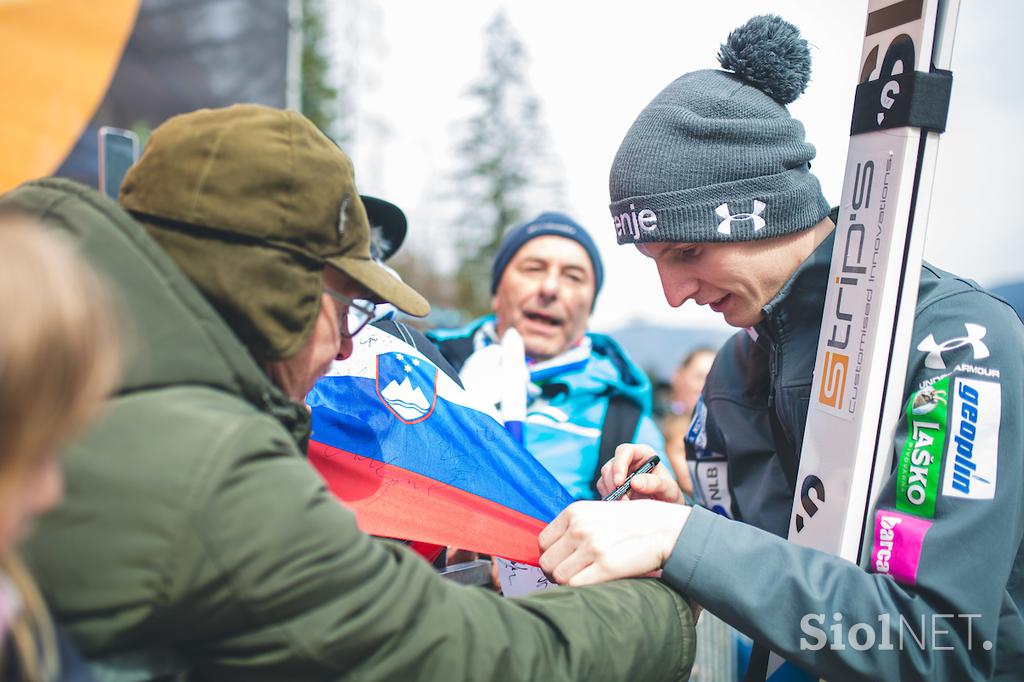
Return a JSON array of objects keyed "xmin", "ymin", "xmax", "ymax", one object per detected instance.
[{"xmin": 608, "ymin": 15, "xmax": 830, "ymax": 245}]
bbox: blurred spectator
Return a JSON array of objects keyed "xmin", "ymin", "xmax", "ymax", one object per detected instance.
[
  {"xmin": 660, "ymin": 347, "xmax": 716, "ymax": 497},
  {"xmin": 1, "ymin": 106, "xmax": 694, "ymax": 681},
  {"xmin": 0, "ymin": 217, "xmax": 121, "ymax": 681},
  {"xmin": 429, "ymin": 212, "xmax": 669, "ymax": 500},
  {"xmin": 669, "ymin": 348, "xmax": 716, "ymax": 419}
]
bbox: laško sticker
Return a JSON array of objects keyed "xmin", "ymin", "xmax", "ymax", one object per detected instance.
[{"xmin": 896, "ymin": 376, "xmax": 948, "ymax": 518}]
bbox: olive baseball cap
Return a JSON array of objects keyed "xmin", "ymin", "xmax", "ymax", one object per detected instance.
[{"xmin": 120, "ymin": 104, "xmax": 429, "ymax": 361}]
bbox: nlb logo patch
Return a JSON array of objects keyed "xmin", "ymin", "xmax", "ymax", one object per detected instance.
[
  {"xmin": 375, "ymin": 352, "xmax": 439, "ymax": 424},
  {"xmin": 691, "ymin": 459, "xmax": 732, "ymax": 520},
  {"xmin": 917, "ymin": 323, "xmax": 990, "ymax": 370},
  {"xmin": 818, "ymin": 351, "xmax": 849, "ymax": 409},
  {"xmin": 942, "ymin": 378, "xmax": 1000, "ymax": 500},
  {"xmin": 872, "ymin": 509, "xmax": 932, "ymax": 586},
  {"xmin": 715, "ymin": 200, "xmax": 766, "ymax": 237}
]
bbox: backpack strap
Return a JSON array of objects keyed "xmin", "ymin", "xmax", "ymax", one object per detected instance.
[
  {"xmin": 432, "ymin": 335, "xmax": 476, "ymax": 374},
  {"xmin": 591, "ymin": 394, "xmax": 643, "ymax": 498}
]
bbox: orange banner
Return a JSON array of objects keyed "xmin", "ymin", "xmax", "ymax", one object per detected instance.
[{"xmin": 0, "ymin": 0, "xmax": 139, "ymax": 191}]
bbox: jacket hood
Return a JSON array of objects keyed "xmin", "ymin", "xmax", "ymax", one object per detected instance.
[
  {"xmin": 586, "ymin": 332, "xmax": 654, "ymax": 412},
  {"xmin": 0, "ymin": 178, "xmax": 309, "ymax": 442}
]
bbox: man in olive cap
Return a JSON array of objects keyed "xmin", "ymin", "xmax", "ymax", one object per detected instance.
[{"xmin": 4, "ymin": 104, "xmax": 695, "ymax": 681}]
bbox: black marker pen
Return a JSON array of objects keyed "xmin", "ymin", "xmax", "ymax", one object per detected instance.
[{"xmin": 602, "ymin": 455, "xmax": 661, "ymax": 501}]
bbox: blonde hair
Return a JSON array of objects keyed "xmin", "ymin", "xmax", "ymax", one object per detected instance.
[{"xmin": 0, "ymin": 217, "xmax": 123, "ymax": 680}]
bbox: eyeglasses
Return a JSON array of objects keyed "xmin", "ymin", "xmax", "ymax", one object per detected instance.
[{"xmin": 324, "ymin": 287, "xmax": 376, "ymax": 338}]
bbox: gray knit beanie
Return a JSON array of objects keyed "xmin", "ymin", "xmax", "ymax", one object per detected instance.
[{"xmin": 609, "ymin": 15, "xmax": 830, "ymax": 245}]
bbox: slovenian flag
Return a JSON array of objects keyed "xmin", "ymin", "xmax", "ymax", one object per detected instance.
[{"xmin": 307, "ymin": 326, "xmax": 574, "ymax": 565}]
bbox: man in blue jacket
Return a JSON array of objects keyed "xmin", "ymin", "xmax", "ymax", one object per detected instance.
[
  {"xmin": 537, "ymin": 15, "xmax": 1024, "ymax": 681},
  {"xmin": 429, "ymin": 212, "xmax": 668, "ymax": 500}
]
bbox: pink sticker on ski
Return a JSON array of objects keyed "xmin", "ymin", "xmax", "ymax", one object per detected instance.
[{"xmin": 872, "ymin": 509, "xmax": 932, "ymax": 586}]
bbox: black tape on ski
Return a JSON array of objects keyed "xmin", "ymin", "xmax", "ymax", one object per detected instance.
[{"xmin": 850, "ymin": 68, "xmax": 953, "ymax": 134}]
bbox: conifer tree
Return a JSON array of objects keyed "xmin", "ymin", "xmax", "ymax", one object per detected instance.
[
  {"xmin": 302, "ymin": 0, "xmax": 352, "ymax": 143},
  {"xmin": 451, "ymin": 10, "xmax": 563, "ymax": 316}
]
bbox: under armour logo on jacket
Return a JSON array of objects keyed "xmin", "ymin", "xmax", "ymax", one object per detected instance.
[
  {"xmin": 716, "ymin": 200, "xmax": 766, "ymax": 236},
  {"xmin": 917, "ymin": 323, "xmax": 990, "ymax": 370}
]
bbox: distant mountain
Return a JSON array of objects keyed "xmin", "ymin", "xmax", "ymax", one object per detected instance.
[
  {"xmin": 601, "ymin": 322, "xmax": 734, "ymax": 382},
  {"xmin": 991, "ymin": 281, "xmax": 1024, "ymax": 321}
]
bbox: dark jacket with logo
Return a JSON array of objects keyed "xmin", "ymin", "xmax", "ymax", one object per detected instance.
[
  {"xmin": 4, "ymin": 179, "xmax": 695, "ymax": 682},
  {"xmin": 664, "ymin": 230, "xmax": 1024, "ymax": 680}
]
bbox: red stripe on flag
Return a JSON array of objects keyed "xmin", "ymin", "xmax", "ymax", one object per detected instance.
[
  {"xmin": 309, "ymin": 440, "xmax": 546, "ymax": 565},
  {"xmin": 406, "ymin": 540, "xmax": 445, "ymax": 564}
]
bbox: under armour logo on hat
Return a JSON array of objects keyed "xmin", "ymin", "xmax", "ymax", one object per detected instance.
[{"xmin": 716, "ymin": 200, "xmax": 767, "ymax": 237}]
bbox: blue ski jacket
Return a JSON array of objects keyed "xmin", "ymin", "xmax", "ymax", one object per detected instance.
[
  {"xmin": 429, "ymin": 317, "xmax": 666, "ymax": 500},
  {"xmin": 669, "ymin": 230, "xmax": 1024, "ymax": 681}
]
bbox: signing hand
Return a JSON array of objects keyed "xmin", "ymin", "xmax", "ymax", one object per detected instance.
[
  {"xmin": 597, "ymin": 443, "xmax": 685, "ymax": 504},
  {"xmin": 538, "ymin": 499, "xmax": 690, "ymax": 586}
]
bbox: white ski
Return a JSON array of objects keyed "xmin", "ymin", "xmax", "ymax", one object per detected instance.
[{"xmin": 767, "ymin": 0, "xmax": 961, "ymax": 679}]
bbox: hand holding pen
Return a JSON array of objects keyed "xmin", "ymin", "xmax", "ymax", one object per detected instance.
[
  {"xmin": 596, "ymin": 444, "xmax": 685, "ymax": 505},
  {"xmin": 602, "ymin": 455, "xmax": 661, "ymax": 501}
]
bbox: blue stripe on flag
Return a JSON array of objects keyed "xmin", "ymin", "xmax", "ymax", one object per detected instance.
[{"xmin": 308, "ymin": 374, "xmax": 573, "ymax": 523}]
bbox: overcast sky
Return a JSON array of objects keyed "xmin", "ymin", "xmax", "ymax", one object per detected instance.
[{"xmin": 335, "ymin": 0, "xmax": 1024, "ymax": 332}]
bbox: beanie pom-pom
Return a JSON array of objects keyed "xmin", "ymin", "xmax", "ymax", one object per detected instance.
[{"xmin": 718, "ymin": 15, "xmax": 811, "ymax": 105}]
